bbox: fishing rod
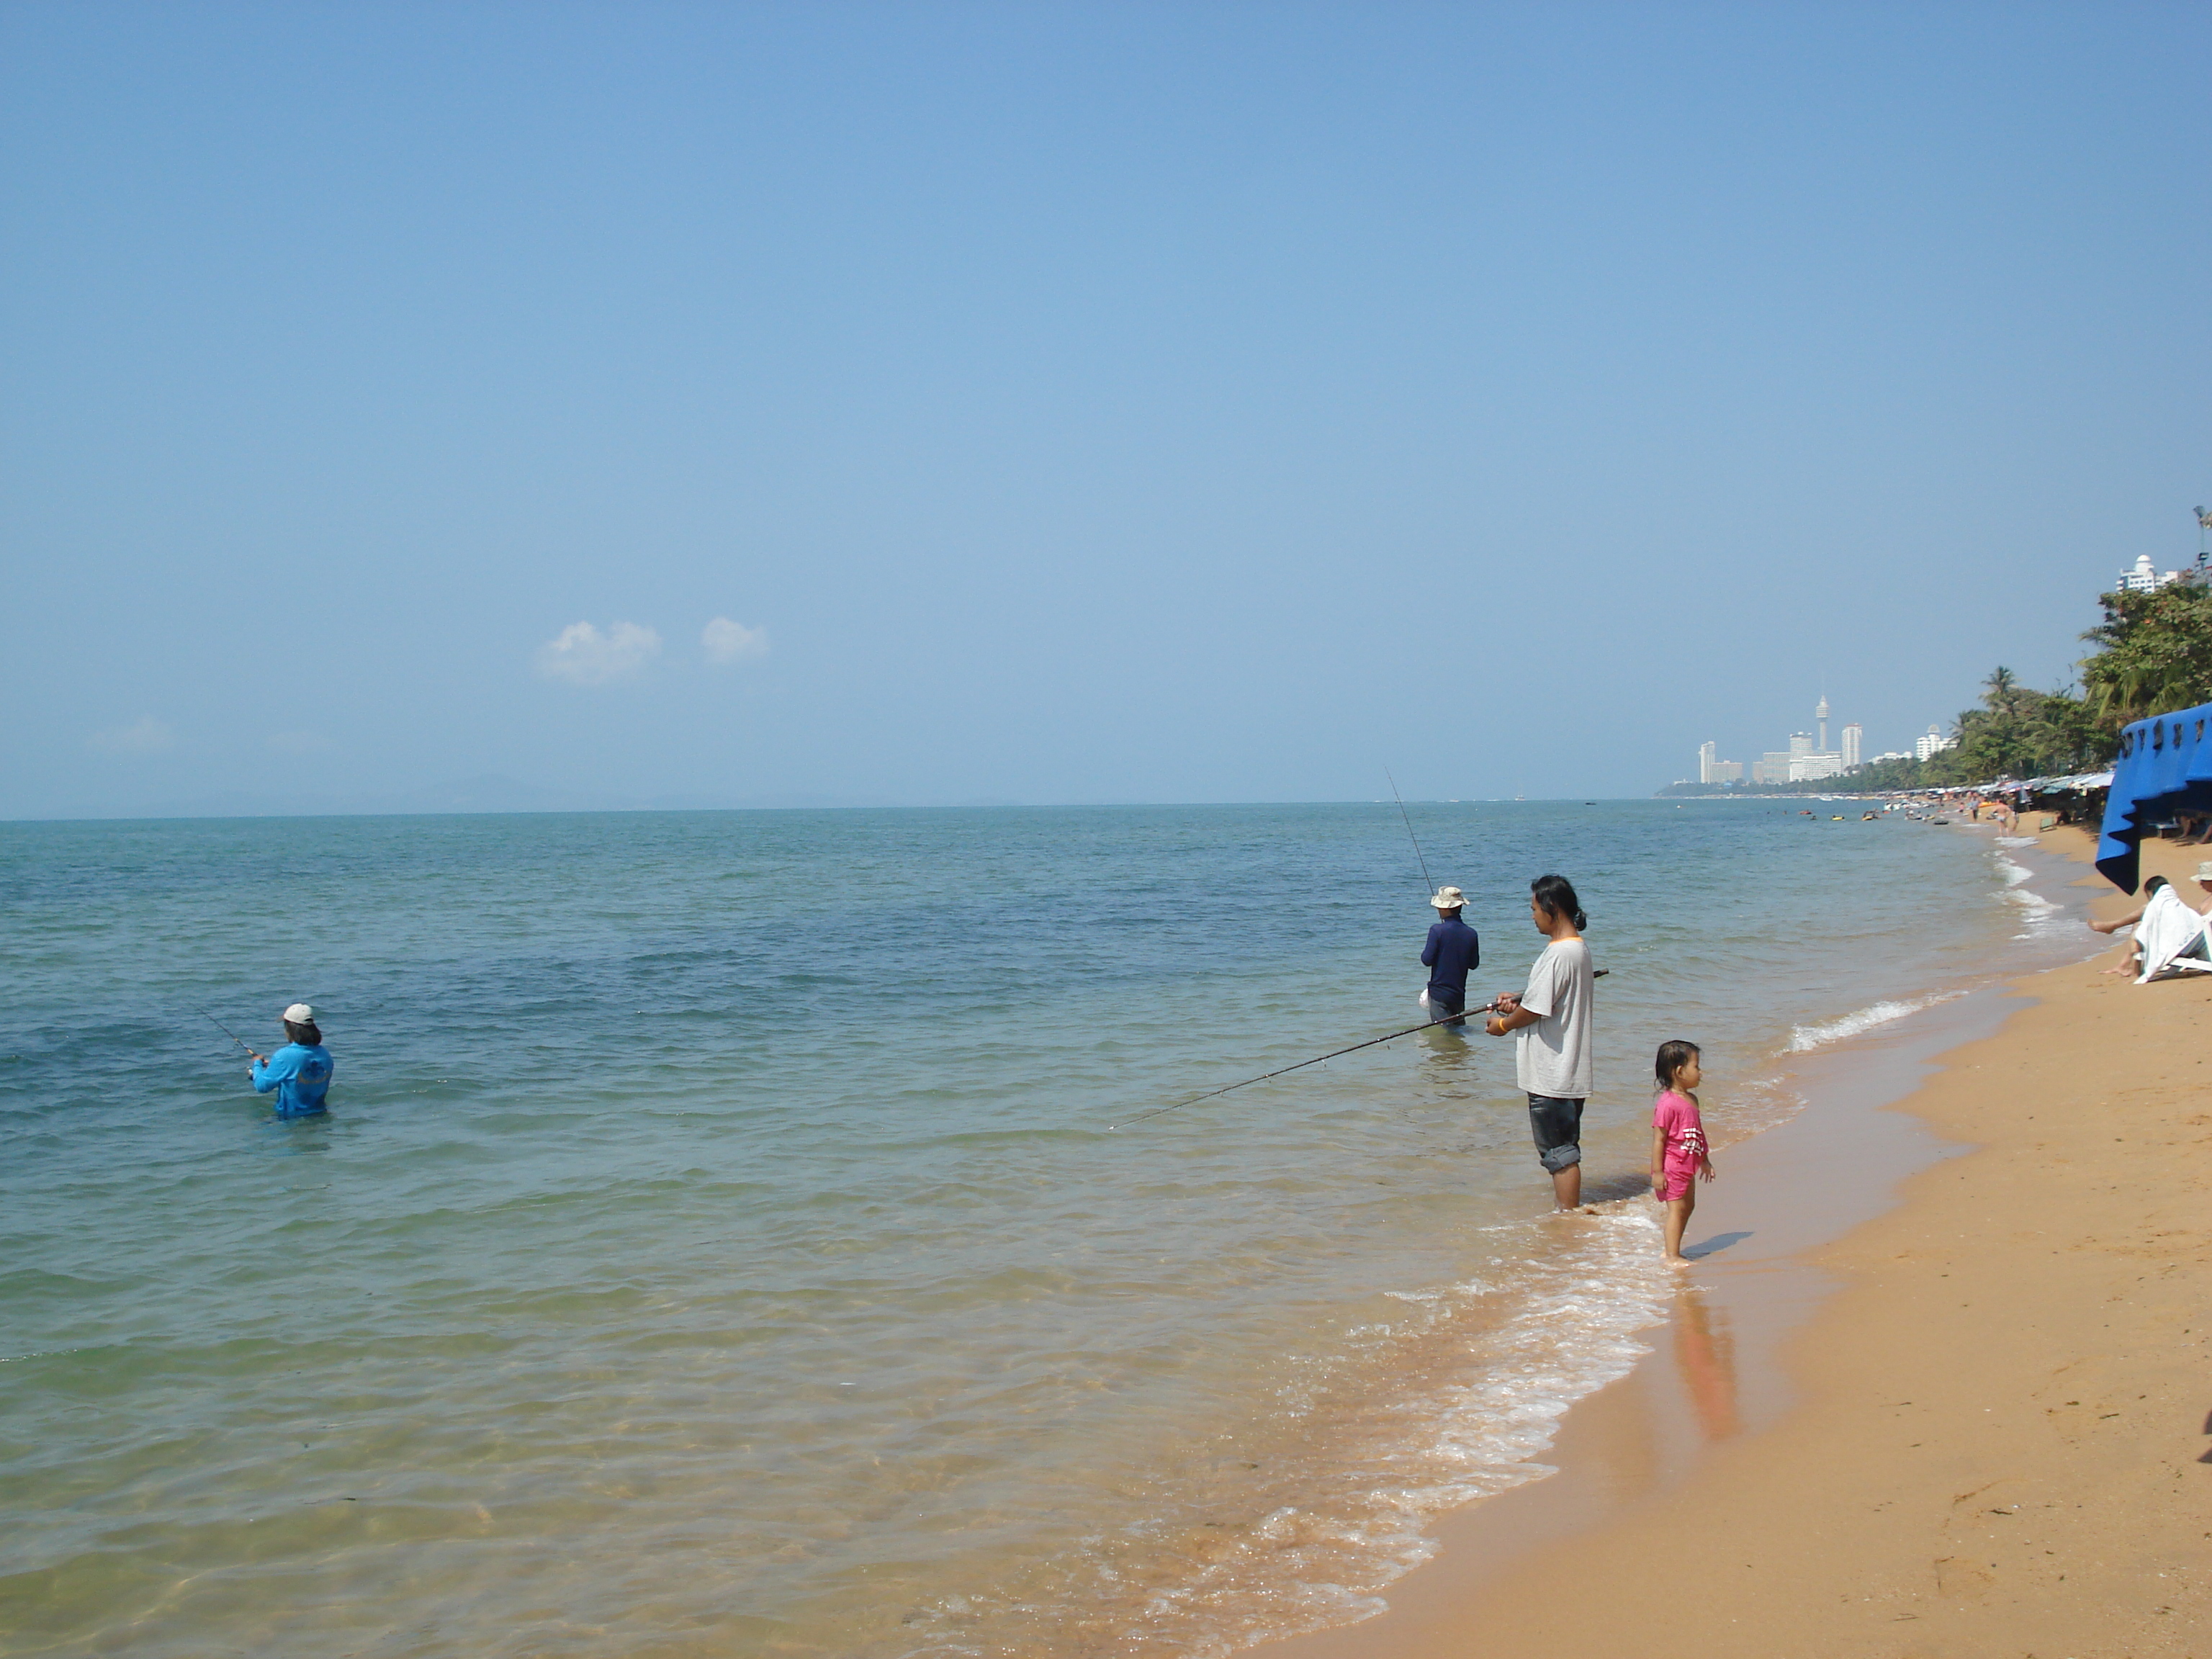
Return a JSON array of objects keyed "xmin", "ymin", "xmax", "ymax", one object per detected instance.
[
  {"xmin": 1113, "ymin": 1001, "xmax": 1504, "ymax": 1128},
  {"xmin": 1384, "ymin": 765, "xmax": 1437, "ymax": 898},
  {"xmin": 201, "ymin": 1010, "xmax": 264, "ymax": 1062},
  {"xmin": 1114, "ymin": 969, "xmax": 1610, "ymax": 1130}
]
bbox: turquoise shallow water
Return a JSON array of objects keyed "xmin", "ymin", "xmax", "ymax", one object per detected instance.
[{"xmin": 0, "ymin": 802, "xmax": 2086, "ymax": 1657}]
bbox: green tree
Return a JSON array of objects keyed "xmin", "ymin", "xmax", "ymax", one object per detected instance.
[
  {"xmin": 2079, "ymin": 581, "xmax": 2212, "ymax": 727},
  {"xmin": 1935, "ymin": 667, "xmax": 2102, "ymax": 781},
  {"xmin": 1851, "ymin": 666, "xmax": 2108, "ymax": 790}
]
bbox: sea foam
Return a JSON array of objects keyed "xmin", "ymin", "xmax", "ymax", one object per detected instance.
[
  {"xmin": 1995, "ymin": 851, "xmax": 2074, "ymax": 939},
  {"xmin": 1786, "ymin": 992, "xmax": 1965, "ymax": 1052}
]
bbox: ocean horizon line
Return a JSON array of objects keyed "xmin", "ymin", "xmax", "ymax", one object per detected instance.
[{"xmin": 0, "ymin": 791, "xmax": 1722, "ymax": 826}]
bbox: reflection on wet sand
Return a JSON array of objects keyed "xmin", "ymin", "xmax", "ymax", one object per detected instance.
[
  {"xmin": 1575, "ymin": 1285, "xmax": 1744, "ymax": 1513},
  {"xmin": 1671, "ymin": 1290, "xmax": 1741, "ymax": 1443}
]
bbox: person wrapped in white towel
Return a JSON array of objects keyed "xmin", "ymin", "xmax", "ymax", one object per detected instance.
[{"xmin": 2091, "ymin": 865, "xmax": 2212, "ymax": 982}]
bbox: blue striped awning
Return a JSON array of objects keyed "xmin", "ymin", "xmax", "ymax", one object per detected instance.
[{"xmin": 2095, "ymin": 702, "xmax": 2212, "ymax": 892}]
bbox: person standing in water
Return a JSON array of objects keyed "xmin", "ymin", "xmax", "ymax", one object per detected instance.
[
  {"xmin": 1484, "ymin": 875, "xmax": 1595, "ymax": 1209},
  {"xmin": 1419, "ymin": 885, "xmax": 1480, "ymax": 1030},
  {"xmin": 249, "ymin": 1002, "xmax": 334, "ymax": 1119},
  {"xmin": 1650, "ymin": 1040, "xmax": 1716, "ymax": 1261}
]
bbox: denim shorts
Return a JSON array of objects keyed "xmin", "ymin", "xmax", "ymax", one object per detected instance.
[{"xmin": 1527, "ymin": 1094, "xmax": 1585, "ymax": 1173}]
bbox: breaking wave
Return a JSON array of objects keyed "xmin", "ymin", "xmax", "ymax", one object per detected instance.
[{"xmin": 1786, "ymin": 992, "xmax": 1966, "ymax": 1053}]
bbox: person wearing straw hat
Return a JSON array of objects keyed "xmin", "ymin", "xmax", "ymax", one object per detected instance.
[
  {"xmin": 1419, "ymin": 886, "xmax": 1481, "ymax": 1030},
  {"xmin": 248, "ymin": 1003, "xmax": 334, "ymax": 1119}
]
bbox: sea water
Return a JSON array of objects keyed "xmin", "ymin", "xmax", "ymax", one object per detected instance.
[{"xmin": 0, "ymin": 801, "xmax": 2092, "ymax": 1657}]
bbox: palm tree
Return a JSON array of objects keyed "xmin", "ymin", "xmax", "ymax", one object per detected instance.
[{"xmin": 1981, "ymin": 665, "xmax": 2025, "ymax": 719}]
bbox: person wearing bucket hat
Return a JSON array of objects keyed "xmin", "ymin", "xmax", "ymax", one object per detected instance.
[
  {"xmin": 248, "ymin": 1002, "xmax": 334, "ymax": 1119},
  {"xmin": 1419, "ymin": 886, "xmax": 1480, "ymax": 1030}
]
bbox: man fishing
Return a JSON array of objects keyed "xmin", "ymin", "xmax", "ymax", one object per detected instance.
[
  {"xmin": 246, "ymin": 1003, "xmax": 334, "ymax": 1119},
  {"xmin": 1484, "ymin": 875, "xmax": 1595, "ymax": 1210},
  {"xmin": 1419, "ymin": 886, "xmax": 1480, "ymax": 1030}
]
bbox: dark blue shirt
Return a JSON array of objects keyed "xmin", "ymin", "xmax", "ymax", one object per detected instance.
[{"xmin": 1421, "ymin": 916, "xmax": 1481, "ymax": 1002}]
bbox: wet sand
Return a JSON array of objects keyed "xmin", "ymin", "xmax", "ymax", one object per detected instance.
[{"xmin": 1259, "ymin": 823, "xmax": 2211, "ymax": 1657}]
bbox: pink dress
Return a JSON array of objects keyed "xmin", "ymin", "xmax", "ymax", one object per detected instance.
[{"xmin": 1653, "ymin": 1089, "xmax": 1707, "ymax": 1201}]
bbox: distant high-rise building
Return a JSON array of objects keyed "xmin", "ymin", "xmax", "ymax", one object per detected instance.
[
  {"xmin": 1840, "ymin": 722, "xmax": 1863, "ymax": 770},
  {"xmin": 1817, "ymin": 696, "xmax": 1830, "ymax": 754},
  {"xmin": 1915, "ymin": 724, "xmax": 1956, "ymax": 763},
  {"xmin": 1789, "ymin": 732, "xmax": 1814, "ymax": 757},
  {"xmin": 1698, "ymin": 740, "xmax": 1745, "ymax": 785},
  {"xmin": 1690, "ymin": 743, "xmax": 1743, "ymax": 787},
  {"xmin": 1789, "ymin": 752, "xmax": 1845, "ymax": 782}
]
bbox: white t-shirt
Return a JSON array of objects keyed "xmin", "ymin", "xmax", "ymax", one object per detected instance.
[{"xmin": 1514, "ymin": 937, "xmax": 1594, "ymax": 1099}]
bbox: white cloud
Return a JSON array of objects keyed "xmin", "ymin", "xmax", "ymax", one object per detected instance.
[
  {"xmin": 90, "ymin": 716, "xmax": 174, "ymax": 755},
  {"xmin": 702, "ymin": 616, "xmax": 769, "ymax": 665},
  {"xmin": 536, "ymin": 621, "xmax": 662, "ymax": 685}
]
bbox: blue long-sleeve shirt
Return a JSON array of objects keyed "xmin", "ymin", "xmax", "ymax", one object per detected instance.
[
  {"xmin": 251, "ymin": 1043, "xmax": 333, "ymax": 1118},
  {"xmin": 1421, "ymin": 916, "xmax": 1481, "ymax": 1002}
]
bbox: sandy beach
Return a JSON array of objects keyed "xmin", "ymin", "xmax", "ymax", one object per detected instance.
[{"xmin": 1260, "ymin": 822, "xmax": 2210, "ymax": 1658}]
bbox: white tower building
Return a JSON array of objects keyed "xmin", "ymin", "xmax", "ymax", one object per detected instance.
[
  {"xmin": 2119, "ymin": 553, "xmax": 2181, "ymax": 594},
  {"xmin": 1699, "ymin": 741, "xmax": 1717, "ymax": 783},
  {"xmin": 1841, "ymin": 722, "xmax": 1863, "ymax": 770},
  {"xmin": 1816, "ymin": 696, "xmax": 1830, "ymax": 754}
]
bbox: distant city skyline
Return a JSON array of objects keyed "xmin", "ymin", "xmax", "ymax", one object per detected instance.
[
  {"xmin": 1686, "ymin": 533, "xmax": 2201, "ymax": 787},
  {"xmin": 1696, "ymin": 696, "xmax": 1932, "ymax": 785}
]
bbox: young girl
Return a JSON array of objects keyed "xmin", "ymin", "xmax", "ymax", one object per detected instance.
[{"xmin": 1650, "ymin": 1040, "xmax": 1716, "ymax": 1262}]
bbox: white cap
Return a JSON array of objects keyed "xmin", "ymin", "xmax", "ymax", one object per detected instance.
[
  {"xmin": 283, "ymin": 1003, "xmax": 316, "ymax": 1025},
  {"xmin": 1430, "ymin": 886, "xmax": 1468, "ymax": 910}
]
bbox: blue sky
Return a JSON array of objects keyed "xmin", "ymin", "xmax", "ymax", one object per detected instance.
[{"xmin": 4, "ymin": 1, "xmax": 2208, "ymax": 815}]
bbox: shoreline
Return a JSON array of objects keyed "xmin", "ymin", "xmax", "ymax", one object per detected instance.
[{"xmin": 1252, "ymin": 822, "xmax": 2210, "ymax": 1656}]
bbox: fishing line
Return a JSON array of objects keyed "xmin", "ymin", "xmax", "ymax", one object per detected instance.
[
  {"xmin": 200, "ymin": 1010, "xmax": 263, "ymax": 1060},
  {"xmin": 1384, "ymin": 765, "xmax": 1436, "ymax": 899}
]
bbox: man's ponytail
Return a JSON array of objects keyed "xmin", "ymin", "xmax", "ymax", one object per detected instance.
[{"xmin": 1529, "ymin": 873, "xmax": 1586, "ymax": 931}]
